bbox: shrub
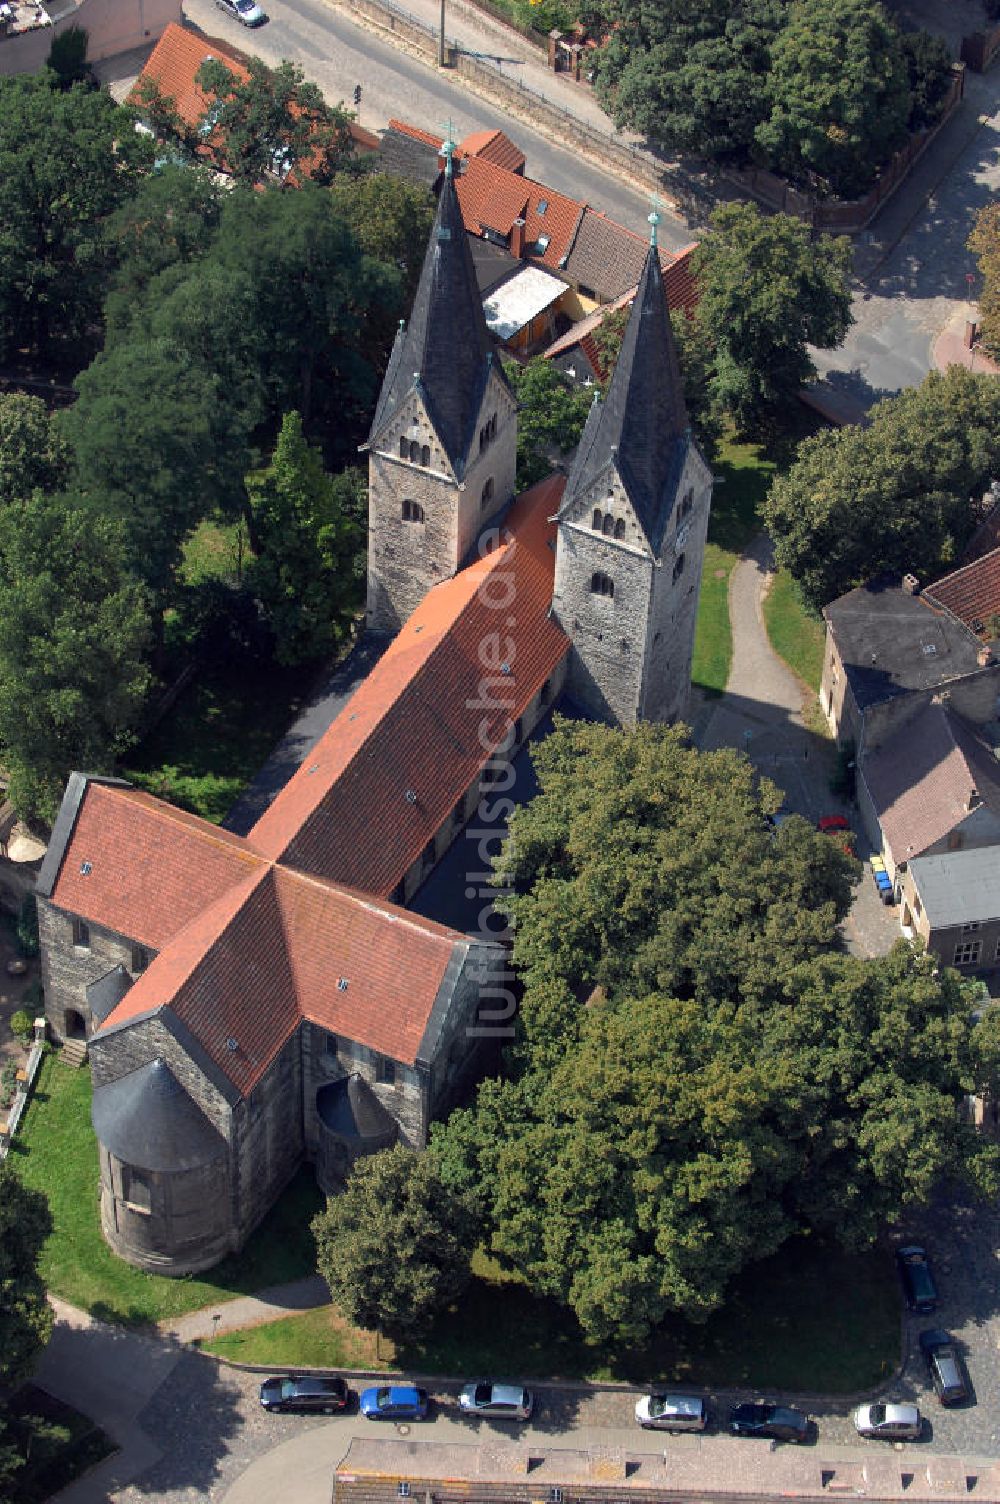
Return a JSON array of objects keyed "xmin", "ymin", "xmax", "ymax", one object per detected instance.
[{"xmin": 10, "ymin": 1009, "xmax": 33, "ymax": 1041}]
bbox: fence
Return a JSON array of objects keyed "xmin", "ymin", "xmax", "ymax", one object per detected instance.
[
  {"xmin": 341, "ymin": 0, "xmax": 686, "ymax": 205},
  {"xmin": 961, "ymin": 21, "xmax": 1000, "ymax": 73},
  {"xmin": 0, "ymin": 1017, "xmax": 47, "ymax": 1161},
  {"xmin": 721, "ymin": 63, "xmax": 966, "ymax": 234}
]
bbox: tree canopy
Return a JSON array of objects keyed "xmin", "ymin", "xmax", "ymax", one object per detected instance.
[
  {"xmin": 588, "ymin": 0, "xmax": 948, "ymax": 196},
  {"xmin": 0, "ymin": 394, "xmax": 70, "ymax": 512},
  {"xmin": 0, "ymin": 72, "xmax": 151, "ymax": 364},
  {"xmin": 0, "ymin": 492, "xmax": 151, "ymax": 819},
  {"xmin": 691, "ymin": 203, "xmax": 852, "ymax": 426},
  {"xmin": 313, "ymin": 1145, "xmax": 477, "ymax": 1341},
  {"xmin": 247, "ymin": 413, "xmax": 365, "ymax": 663},
  {"xmin": 430, "ymin": 719, "xmax": 999, "ymax": 1341},
  {"xmin": 969, "ymin": 202, "xmax": 1000, "ymax": 362},
  {"xmin": 763, "ymin": 366, "xmax": 1000, "ymax": 608},
  {"xmin": 503, "ymin": 359, "xmax": 592, "ymax": 489}
]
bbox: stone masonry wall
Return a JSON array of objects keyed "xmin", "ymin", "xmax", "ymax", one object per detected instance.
[
  {"xmin": 639, "ymin": 448, "xmax": 712, "ymax": 725},
  {"xmin": 233, "ymin": 1032, "xmax": 304, "ymax": 1244},
  {"xmin": 89, "ymin": 1015, "xmax": 235, "ymax": 1138},
  {"xmin": 552, "ymin": 521, "xmax": 654, "ymax": 724},
  {"xmin": 38, "ymin": 898, "xmax": 151, "ymax": 1043}
]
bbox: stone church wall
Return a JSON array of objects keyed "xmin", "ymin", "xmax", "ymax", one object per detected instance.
[
  {"xmin": 553, "ymin": 527, "xmax": 654, "ymax": 724},
  {"xmin": 37, "ymin": 898, "xmax": 150, "ymax": 1044},
  {"xmin": 367, "ymin": 449, "xmax": 463, "ymax": 636},
  {"xmin": 233, "ymin": 1031, "xmax": 305, "ymax": 1245}
]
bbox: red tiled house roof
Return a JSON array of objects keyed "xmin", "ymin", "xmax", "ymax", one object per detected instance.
[
  {"xmin": 924, "ymin": 548, "xmax": 1000, "ymax": 636},
  {"xmin": 386, "ymin": 121, "xmax": 526, "ymax": 174},
  {"xmin": 131, "ymin": 23, "xmax": 374, "ymax": 169},
  {"xmin": 565, "ymin": 208, "xmax": 699, "ymax": 307},
  {"xmin": 249, "ymin": 475, "xmax": 570, "ymax": 895},
  {"xmin": 454, "ymin": 156, "xmax": 584, "ymax": 272}
]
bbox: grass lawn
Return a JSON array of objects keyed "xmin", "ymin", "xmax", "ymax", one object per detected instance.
[
  {"xmin": 207, "ymin": 1240, "xmax": 900, "ymax": 1395},
  {"xmin": 692, "ymin": 435, "xmax": 776, "ymax": 696},
  {"xmin": 6, "ymin": 1385, "xmax": 117, "ymax": 1504},
  {"xmin": 12, "ymin": 1053, "xmax": 323, "ymax": 1325},
  {"xmin": 205, "ymin": 1305, "xmax": 387, "ymax": 1369},
  {"xmin": 762, "ymin": 567, "xmax": 827, "ymax": 695}
]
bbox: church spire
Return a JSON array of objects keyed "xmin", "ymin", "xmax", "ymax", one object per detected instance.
[
  {"xmin": 559, "ymin": 240, "xmax": 689, "ymax": 553},
  {"xmin": 367, "ymin": 148, "xmax": 501, "ymax": 474}
]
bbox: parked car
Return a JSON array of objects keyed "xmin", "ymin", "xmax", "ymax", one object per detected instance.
[
  {"xmin": 853, "ymin": 1402, "xmax": 923, "ymax": 1441},
  {"xmin": 458, "ymin": 1381, "xmax": 534, "ymax": 1421},
  {"xmin": 214, "ymin": 0, "xmax": 268, "ymax": 25},
  {"xmin": 817, "ymin": 814, "xmax": 855, "ymax": 853},
  {"xmin": 259, "ymin": 1375, "xmax": 350, "ymax": 1414},
  {"xmin": 919, "ymin": 1330, "xmax": 971, "ymax": 1406},
  {"xmin": 896, "ymin": 1245, "xmax": 939, "ymax": 1313},
  {"xmin": 635, "ymin": 1393, "xmax": 709, "ymax": 1432},
  {"xmin": 359, "ymin": 1384, "xmax": 429, "ymax": 1421},
  {"xmin": 728, "ymin": 1402, "xmax": 810, "ymax": 1443}
]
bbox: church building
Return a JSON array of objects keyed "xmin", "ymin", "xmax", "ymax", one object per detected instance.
[{"xmin": 35, "ymin": 144, "xmax": 712, "ymax": 1276}]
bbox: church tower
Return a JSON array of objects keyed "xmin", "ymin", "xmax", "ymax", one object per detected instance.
[
  {"xmin": 551, "ymin": 212, "xmax": 712, "ymax": 726},
  {"xmin": 364, "ymin": 139, "xmax": 517, "ymax": 636}
]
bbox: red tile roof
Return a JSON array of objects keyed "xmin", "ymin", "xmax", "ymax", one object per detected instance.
[
  {"xmin": 132, "ymin": 23, "xmax": 373, "ymax": 170},
  {"xmin": 53, "ymin": 480, "xmax": 567, "ymax": 1094},
  {"xmin": 386, "ymin": 118, "xmax": 444, "ymax": 151},
  {"xmin": 249, "ymin": 475, "xmax": 570, "ymax": 895},
  {"xmin": 49, "ymin": 783, "xmax": 266, "ymax": 951},
  {"xmin": 924, "ymin": 548, "xmax": 1000, "ymax": 636},
  {"xmin": 455, "ymin": 157, "xmax": 584, "ymax": 272},
  {"xmin": 458, "ymin": 128, "xmax": 525, "ymax": 174}
]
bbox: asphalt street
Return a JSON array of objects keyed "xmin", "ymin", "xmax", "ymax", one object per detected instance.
[{"xmin": 182, "ymin": 0, "xmax": 694, "ymax": 247}]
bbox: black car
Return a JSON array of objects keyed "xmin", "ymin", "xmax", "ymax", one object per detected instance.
[
  {"xmin": 729, "ymin": 1402, "xmax": 810, "ymax": 1443},
  {"xmin": 259, "ymin": 1375, "xmax": 351, "ymax": 1413},
  {"xmin": 918, "ymin": 1330, "xmax": 971, "ymax": 1407},
  {"xmin": 896, "ymin": 1245, "xmax": 939, "ymax": 1314}
]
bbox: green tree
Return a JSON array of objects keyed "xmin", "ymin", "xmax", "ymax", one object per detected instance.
[
  {"xmin": 61, "ymin": 337, "xmax": 254, "ymax": 618},
  {"xmin": 502, "ymin": 359, "xmax": 592, "ymax": 489},
  {"xmin": 755, "ymin": 0, "xmax": 909, "ymax": 197},
  {"xmin": 248, "ymin": 413, "xmax": 365, "ymax": 663},
  {"xmin": 901, "ymin": 29, "xmax": 953, "ymax": 132},
  {"xmin": 692, "ymin": 202, "xmax": 852, "ymax": 427},
  {"xmin": 103, "ymin": 166, "xmax": 223, "ymax": 339},
  {"xmin": 195, "ymin": 56, "xmax": 354, "ymax": 189},
  {"xmin": 0, "ymin": 1160, "xmax": 53, "ymax": 1388},
  {"xmin": 434, "ymin": 719, "xmax": 998, "ymax": 1340},
  {"xmin": 0, "ymin": 71, "xmax": 151, "ymax": 363},
  {"xmin": 327, "ymin": 173, "xmax": 435, "ymax": 304},
  {"xmin": 312, "ymin": 1145, "xmax": 478, "ymax": 1342},
  {"xmin": 969, "ymin": 202, "xmax": 1000, "ymax": 362},
  {"xmin": 0, "ymin": 493, "xmax": 151, "ymax": 820},
  {"xmin": 0, "ymin": 394, "xmax": 70, "ymax": 510},
  {"xmin": 763, "ymin": 366, "xmax": 1000, "ymax": 608}
]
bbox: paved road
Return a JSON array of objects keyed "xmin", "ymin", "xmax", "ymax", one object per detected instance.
[{"xmin": 181, "ymin": 0, "xmax": 694, "ymax": 246}]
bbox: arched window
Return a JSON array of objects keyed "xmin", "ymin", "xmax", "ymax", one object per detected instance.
[
  {"xmin": 592, "ymin": 508, "xmax": 602, "ymax": 531},
  {"xmin": 409, "ymin": 440, "xmax": 420, "ymax": 462},
  {"xmin": 602, "ymin": 514, "xmax": 614, "ymax": 537},
  {"xmin": 402, "ymin": 499, "xmax": 424, "ymax": 523},
  {"xmin": 481, "ymin": 477, "xmax": 494, "ymax": 510},
  {"xmin": 591, "ymin": 571, "xmax": 614, "ymax": 598},
  {"xmin": 673, "ymin": 552, "xmax": 686, "ymax": 583},
  {"xmin": 421, "ymin": 444, "xmax": 430, "ymax": 467},
  {"xmin": 614, "ymin": 518, "xmax": 626, "ymax": 540},
  {"xmin": 399, "ymin": 436, "xmax": 408, "ymax": 459}
]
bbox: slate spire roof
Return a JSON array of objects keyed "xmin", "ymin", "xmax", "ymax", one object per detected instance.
[
  {"xmin": 368, "ymin": 154, "xmax": 506, "ymax": 473},
  {"xmin": 559, "ymin": 239, "xmax": 690, "ymax": 554}
]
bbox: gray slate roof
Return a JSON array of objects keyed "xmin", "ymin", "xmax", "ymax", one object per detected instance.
[
  {"xmin": 559, "ymin": 241, "xmax": 689, "ymax": 554},
  {"xmin": 316, "ymin": 1072, "xmax": 397, "ymax": 1143},
  {"xmin": 87, "ymin": 964, "xmax": 133, "ymax": 1026},
  {"xmin": 91, "ymin": 1058, "xmax": 226, "ymax": 1172},
  {"xmin": 369, "ymin": 167, "xmax": 511, "ymax": 474},
  {"xmin": 825, "ymin": 582, "xmax": 984, "ymax": 713},
  {"xmin": 909, "ymin": 846, "xmax": 1000, "ymax": 928}
]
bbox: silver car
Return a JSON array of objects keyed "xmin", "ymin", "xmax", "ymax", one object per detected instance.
[
  {"xmin": 214, "ymin": 0, "xmax": 267, "ymax": 25},
  {"xmin": 458, "ymin": 1381, "xmax": 533, "ymax": 1421},
  {"xmin": 853, "ymin": 1402, "xmax": 923, "ymax": 1441},
  {"xmin": 635, "ymin": 1393, "xmax": 709, "ymax": 1432}
]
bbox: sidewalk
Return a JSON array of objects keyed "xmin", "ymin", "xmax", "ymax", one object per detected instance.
[
  {"xmin": 933, "ymin": 307, "xmax": 1000, "ymax": 374},
  {"xmin": 160, "ymin": 1274, "xmax": 331, "ymax": 1344}
]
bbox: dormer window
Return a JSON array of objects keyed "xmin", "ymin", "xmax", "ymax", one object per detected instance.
[
  {"xmin": 673, "ymin": 553, "xmax": 686, "ymax": 583},
  {"xmin": 591, "ymin": 571, "xmax": 614, "ymax": 598},
  {"xmin": 481, "ymin": 477, "xmax": 494, "ymax": 510},
  {"xmin": 679, "ymin": 489, "xmax": 694, "ymax": 520}
]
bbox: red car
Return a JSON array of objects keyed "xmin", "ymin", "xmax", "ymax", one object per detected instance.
[{"xmin": 817, "ymin": 815, "xmax": 850, "ymax": 834}]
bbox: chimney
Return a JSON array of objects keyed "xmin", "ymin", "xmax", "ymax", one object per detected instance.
[
  {"xmin": 510, "ymin": 217, "xmax": 526, "ymax": 258},
  {"xmin": 902, "ymin": 573, "xmax": 921, "ymax": 595}
]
